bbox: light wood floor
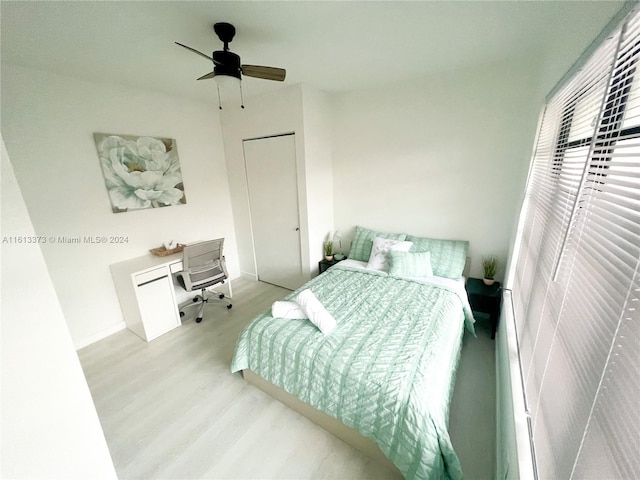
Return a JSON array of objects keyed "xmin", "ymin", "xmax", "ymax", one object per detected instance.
[{"xmin": 78, "ymin": 277, "xmax": 495, "ymax": 480}]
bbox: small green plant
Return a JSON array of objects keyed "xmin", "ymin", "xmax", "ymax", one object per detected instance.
[
  {"xmin": 482, "ymin": 255, "xmax": 498, "ymax": 280},
  {"xmin": 323, "ymin": 240, "xmax": 334, "ymax": 256}
]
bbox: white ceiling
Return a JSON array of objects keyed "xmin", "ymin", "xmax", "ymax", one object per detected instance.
[{"xmin": 0, "ymin": 1, "xmax": 624, "ymax": 104}]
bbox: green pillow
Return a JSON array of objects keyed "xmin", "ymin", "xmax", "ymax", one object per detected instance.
[
  {"xmin": 348, "ymin": 226, "xmax": 406, "ymax": 262},
  {"xmin": 388, "ymin": 251, "xmax": 434, "ymax": 278},
  {"xmin": 406, "ymin": 235, "xmax": 469, "ymax": 279}
]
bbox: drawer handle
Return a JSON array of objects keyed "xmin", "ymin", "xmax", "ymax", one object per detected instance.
[{"xmin": 137, "ymin": 275, "xmax": 168, "ymax": 287}]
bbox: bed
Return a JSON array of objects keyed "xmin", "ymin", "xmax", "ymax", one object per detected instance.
[{"xmin": 231, "ymin": 228, "xmax": 475, "ymax": 480}]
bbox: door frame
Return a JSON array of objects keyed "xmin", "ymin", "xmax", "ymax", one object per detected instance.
[{"xmin": 242, "ymin": 132, "xmax": 310, "ymax": 286}]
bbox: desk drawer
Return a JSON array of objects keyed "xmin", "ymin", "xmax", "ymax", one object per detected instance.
[
  {"xmin": 135, "ymin": 267, "xmax": 167, "ymax": 286},
  {"xmin": 169, "ymin": 261, "xmax": 183, "ymax": 274}
]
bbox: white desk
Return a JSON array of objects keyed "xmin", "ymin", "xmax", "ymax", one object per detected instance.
[
  {"xmin": 110, "ymin": 252, "xmax": 184, "ymax": 342},
  {"xmin": 110, "ymin": 252, "xmax": 233, "ymax": 342}
]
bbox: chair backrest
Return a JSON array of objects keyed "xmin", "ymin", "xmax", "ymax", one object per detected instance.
[{"xmin": 180, "ymin": 238, "xmax": 228, "ymax": 291}]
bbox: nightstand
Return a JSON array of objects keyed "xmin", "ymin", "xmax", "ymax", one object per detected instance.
[
  {"xmin": 466, "ymin": 278, "xmax": 502, "ymax": 339},
  {"xmin": 319, "ymin": 257, "xmax": 345, "ymax": 274}
]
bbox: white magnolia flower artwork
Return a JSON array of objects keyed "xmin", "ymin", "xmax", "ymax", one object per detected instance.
[{"xmin": 94, "ymin": 133, "xmax": 187, "ymax": 213}]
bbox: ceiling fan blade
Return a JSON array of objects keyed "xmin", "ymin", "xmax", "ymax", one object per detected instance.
[
  {"xmin": 197, "ymin": 72, "xmax": 216, "ymax": 81},
  {"xmin": 175, "ymin": 42, "xmax": 213, "ymax": 62},
  {"xmin": 241, "ymin": 65, "xmax": 286, "ymax": 82}
]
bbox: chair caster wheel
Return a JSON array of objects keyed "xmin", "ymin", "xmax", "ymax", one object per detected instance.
[
  {"xmin": 179, "ymin": 311, "xmax": 184, "ymax": 317},
  {"xmin": 227, "ymin": 304, "xmax": 233, "ymax": 309},
  {"xmin": 196, "ymin": 317, "xmax": 203, "ymax": 323},
  {"xmin": 219, "ymin": 293, "xmax": 225, "ymax": 299}
]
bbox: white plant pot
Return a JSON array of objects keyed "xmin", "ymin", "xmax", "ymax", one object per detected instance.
[{"xmin": 483, "ymin": 278, "xmax": 495, "ymax": 286}]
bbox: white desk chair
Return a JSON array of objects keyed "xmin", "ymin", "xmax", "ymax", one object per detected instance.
[{"xmin": 176, "ymin": 238, "xmax": 232, "ymax": 323}]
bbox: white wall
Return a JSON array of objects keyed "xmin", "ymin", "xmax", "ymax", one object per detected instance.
[
  {"xmin": 1, "ymin": 137, "xmax": 116, "ymax": 479},
  {"xmin": 1, "ymin": 64, "xmax": 238, "ymax": 349},
  {"xmin": 300, "ymin": 85, "xmax": 334, "ymax": 271},
  {"xmin": 220, "ymin": 84, "xmax": 334, "ymax": 281},
  {"xmin": 331, "ymin": 58, "xmax": 543, "ymax": 280}
]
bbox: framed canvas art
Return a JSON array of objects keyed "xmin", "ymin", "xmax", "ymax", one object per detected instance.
[{"xmin": 94, "ymin": 133, "xmax": 187, "ymax": 213}]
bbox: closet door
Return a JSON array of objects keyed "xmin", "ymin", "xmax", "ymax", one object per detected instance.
[{"xmin": 243, "ymin": 134, "xmax": 304, "ymax": 290}]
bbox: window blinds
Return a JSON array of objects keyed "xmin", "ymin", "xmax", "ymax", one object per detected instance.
[{"xmin": 510, "ymin": 6, "xmax": 640, "ymax": 479}]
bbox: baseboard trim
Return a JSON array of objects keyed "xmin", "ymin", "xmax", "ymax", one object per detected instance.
[
  {"xmin": 74, "ymin": 321, "xmax": 126, "ymax": 351},
  {"xmin": 240, "ymin": 271, "xmax": 258, "ymax": 281}
]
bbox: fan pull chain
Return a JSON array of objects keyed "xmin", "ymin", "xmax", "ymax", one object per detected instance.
[
  {"xmin": 240, "ymin": 81, "xmax": 245, "ymax": 109},
  {"xmin": 216, "ymin": 84, "xmax": 223, "ymax": 110}
]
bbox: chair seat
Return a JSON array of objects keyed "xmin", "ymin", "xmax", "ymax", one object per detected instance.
[{"xmin": 193, "ymin": 274, "xmax": 226, "ymax": 290}]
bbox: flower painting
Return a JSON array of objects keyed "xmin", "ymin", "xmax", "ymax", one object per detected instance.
[{"xmin": 94, "ymin": 133, "xmax": 187, "ymax": 213}]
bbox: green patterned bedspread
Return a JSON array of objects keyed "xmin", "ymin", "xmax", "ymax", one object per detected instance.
[{"xmin": 231, "ymin": 265, "xmax": 475, "ymax": 480}]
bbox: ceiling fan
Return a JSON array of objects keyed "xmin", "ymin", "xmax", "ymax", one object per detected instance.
[{"xmin": 176, "ymin": 22, "xmax": 286, "ymax": 104}]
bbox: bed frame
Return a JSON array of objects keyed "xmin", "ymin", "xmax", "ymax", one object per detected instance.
[{"xmin": 242, "ymin": 369, "xmax": 400, "ymax": 474}]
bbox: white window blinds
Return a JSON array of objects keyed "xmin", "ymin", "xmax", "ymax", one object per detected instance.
[{"xmin": 509, "ymin": 6, "xmax": 640, "ymax": 479}]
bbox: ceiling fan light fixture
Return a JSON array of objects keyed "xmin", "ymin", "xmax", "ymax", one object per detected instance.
[
  {"xmin": 214, "ymin": 73, "xmax": 241, "ymax": 88},
  {"xmin": 214, "ymin": 73, "xmax": 244, "ymax": 110}
]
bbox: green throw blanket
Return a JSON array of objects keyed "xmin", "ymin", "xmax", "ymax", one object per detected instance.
[{"xmin": 231, "ymin": 265, "xmax": 475, "ymax": 480}]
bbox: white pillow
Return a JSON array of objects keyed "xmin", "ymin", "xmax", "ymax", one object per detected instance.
[
  {"xmin": 366, "ymin": 236, "xmax": 413, "ymax": 271},
  {"xmin": 295, "ymin": 289, "xmax": 336, "ymax": 335}
]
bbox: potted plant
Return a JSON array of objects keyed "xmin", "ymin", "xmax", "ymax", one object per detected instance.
[
  {"xmin": 323, "ymin": 240, "xmax": 334, "ymax": 261},
  {"xmin": 482, "ymin": 255, "xmax": 498, "ymax": 286}
]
